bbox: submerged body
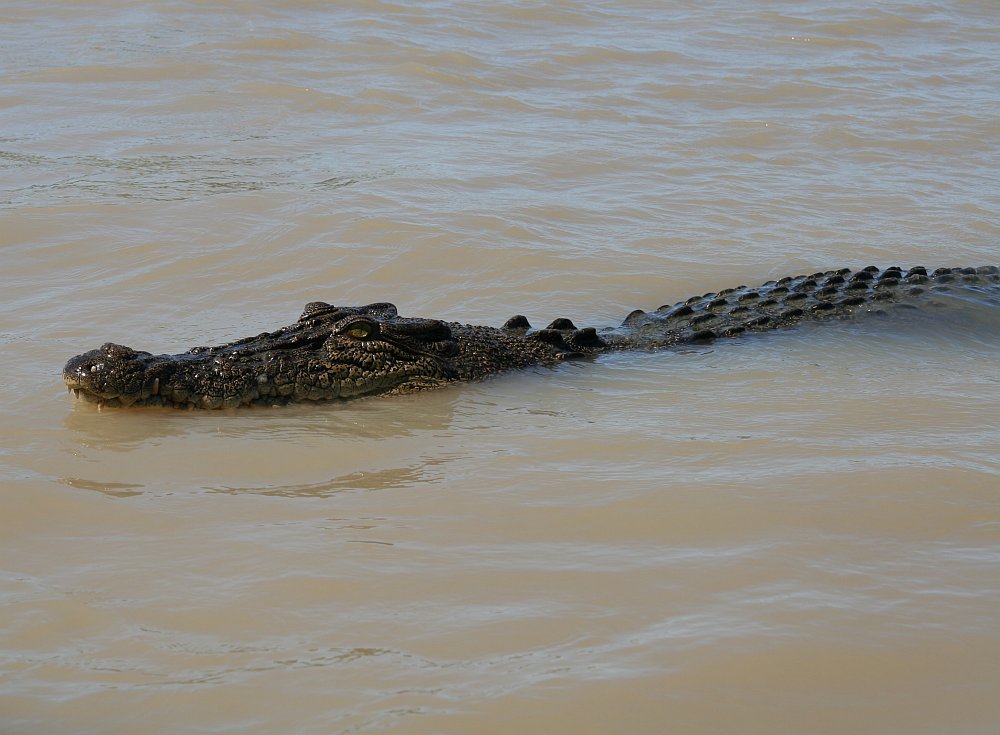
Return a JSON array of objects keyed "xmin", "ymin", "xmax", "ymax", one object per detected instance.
[{"xmin": 63, "ymin": 266, "xmax": 999, "ymax": 409}]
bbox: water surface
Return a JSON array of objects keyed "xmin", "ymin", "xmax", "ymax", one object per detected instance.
[{"xmin": 2, "ymin": 1, "xmax": 999, "ymax": 733}]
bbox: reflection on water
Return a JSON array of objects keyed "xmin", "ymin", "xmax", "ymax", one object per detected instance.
[
  {"xmin": 59, "ymin": 477, "xmax": 145, "ymax": 498},
  {"xmin": 208, "ymin": 461, "xmax": 451, "ymax": 498},
  {"xmin": 62, "ymin": 388, "xmax": 462, "ymax": 450}
]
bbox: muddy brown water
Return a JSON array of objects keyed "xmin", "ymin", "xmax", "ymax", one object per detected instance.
[{"xmin": 2, "ymin": 2, "xmax": 999, "ymax": 733}]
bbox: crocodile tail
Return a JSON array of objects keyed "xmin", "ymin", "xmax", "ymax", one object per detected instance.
[{"xmin": 619, "ymin": 266, "xmax": 1000, "ymax": 346}]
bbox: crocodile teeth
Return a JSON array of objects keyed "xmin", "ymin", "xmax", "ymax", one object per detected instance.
[{"xmin": 151, "ymin": 378, "xmax": 160, "ymax": 395}]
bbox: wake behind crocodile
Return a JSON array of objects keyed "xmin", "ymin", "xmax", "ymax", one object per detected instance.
[{"xmin": 63, "ymin": 266, "xmax": 1000, "ymax": 409}]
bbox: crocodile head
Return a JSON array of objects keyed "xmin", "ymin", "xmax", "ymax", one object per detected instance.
[{"xmin": 63, "ymin": 302, "xmax": 462, "ymax": 408}]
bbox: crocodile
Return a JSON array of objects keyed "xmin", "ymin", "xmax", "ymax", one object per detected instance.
[{"xmin": 64, "ymin": 265, "xmax": 999, "ymax": 409}]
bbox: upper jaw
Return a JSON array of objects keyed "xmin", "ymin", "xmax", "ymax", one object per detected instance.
[
  {"xmin": 62, "ymin": 331, "xmax": 434, "ymax": 409},
  {"xmin": 62, "ymin": 345, "xmax": 162, "ymax": 407},
  {"xmin": 63, "ymin": 349, "xmax": 118, "ymax": 401}
]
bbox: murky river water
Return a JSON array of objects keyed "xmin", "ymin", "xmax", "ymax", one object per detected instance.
[{"xmin": 2, "ymin": 1, "xmax": 999, "ymax": 733}]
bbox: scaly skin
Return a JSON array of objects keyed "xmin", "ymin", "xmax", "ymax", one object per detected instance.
[{"xmin": 63, "ymin": 266, "xmax": 999, "ymax": 409}]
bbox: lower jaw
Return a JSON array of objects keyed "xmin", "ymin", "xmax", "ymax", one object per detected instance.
[
  {"xmin": 67, "ymin": 381, "xmax": 396, "ymax": 409},
  {"xmin": 67, "ymin": 390, "xmax": 345, "ymax": 410}
]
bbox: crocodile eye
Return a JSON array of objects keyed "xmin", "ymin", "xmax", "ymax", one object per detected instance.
[{"xmin": 339, "ymin": 318, "xmax": 378, "ymax": 340}]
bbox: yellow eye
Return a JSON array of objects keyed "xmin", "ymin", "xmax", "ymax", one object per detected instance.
[{"xmin": 338, "ymin": 318, "xmax": 378, "ymax": 340}]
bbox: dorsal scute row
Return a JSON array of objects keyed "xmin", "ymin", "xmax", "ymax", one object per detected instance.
[{"xmin": 618, "ymin": 266, "xmax": 999, "ymax": 344}]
